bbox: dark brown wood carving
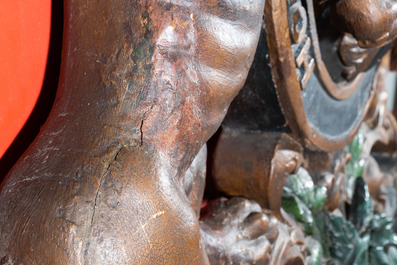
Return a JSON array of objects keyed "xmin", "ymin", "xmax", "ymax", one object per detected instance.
[
  {"xmin": 200, "ymin": 197, "xmax": 305, "ymax": 265},
  {"xmin": 1, "ymin": 0, "xmax": 397, "ymax": 264},
  {"xmin": 0, "ymin": 0, "xmax": 266, "ymax": 263}
]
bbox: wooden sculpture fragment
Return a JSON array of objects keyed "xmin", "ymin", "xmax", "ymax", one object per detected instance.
[
  {"xmin": 0, "ymin": 0, "xmax": 266, "ymax": 264},
  {"xmin": 1, "ymin": 0, "xmax": 397, "ymax": 264}
]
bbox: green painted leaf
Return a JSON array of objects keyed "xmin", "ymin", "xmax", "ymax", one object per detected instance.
[
  {"xmin": 284, "ymin": 168, "xmax": 314, "ymax": 207},
  {"xmin": 305, "ymin": 236, "xmax": 323, "ymax": 265},
  {"xmin": 347, "ymin": 129, "xmax": 364, "ymax": 165},
  {"xmin": 386, "ymin": 246, "xmax": 397, "ymax": 265},
  {"xmin": 349, "ymin": 177, "xmax": 373, "ymax": 232},
  {"xmin": 326, "ymin": 214, "xmax": 359, "ymax": 265},
  {"xmin": 369, "ymin": 247, "xmax": 390, "ymax": 265},
  {"xmin": 314, "ymin": 212, "xmax": 331, "ymax": 258},
  {"xmin": 369, "ymin": 214, "xmax": 397, "ymax": 248},
  {"xmin": 370, "ymin": 214, "xmax": 393, "ymax": 231},
  {"xmin": 311, "ymin": 186, "xmax": 328, "ymax": 215},
  {"xmin": 282, "ymin": 168, "xmax": 328, "ymax": 237},
  {"xmin": 352, "ymin": 233, "xmax": 370, "ymax": 265},
  {"xmin": 345, "ymin": 130, "xmax": 366, "ymax": 190},
  {"xmin": 282, "ymin": 194, "xmax": 314, "ymax": 233},
  {"xmin": 283, "ymin": 168, "xmax": 327, "ymax": 214}
]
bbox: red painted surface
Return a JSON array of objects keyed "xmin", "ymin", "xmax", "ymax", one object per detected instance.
[{"xmin": 0, "ymin": 1, "xmax": 51, "ymax": 158}]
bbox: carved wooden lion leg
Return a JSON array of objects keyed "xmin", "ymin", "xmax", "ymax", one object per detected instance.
[{"xmin": 0, "ymin": 0, "xmax": 265, "ymax": 264}]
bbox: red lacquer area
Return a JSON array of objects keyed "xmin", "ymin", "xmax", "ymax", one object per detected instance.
[{"xmin": 0, "ymin": 1, "xmax": 51, "ymax": 158}]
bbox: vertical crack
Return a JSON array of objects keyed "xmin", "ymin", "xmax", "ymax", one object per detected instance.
[
  {"xmin": 88, "ymin": 146, "xmax": 124, "ymax": 230},
  {"xmin": 84, "ymin": 146, "xmax": 124, "ymax": 263},
  {"xmin": 139, "ymin": 120, "xmax": 144, "ymax": 146}
]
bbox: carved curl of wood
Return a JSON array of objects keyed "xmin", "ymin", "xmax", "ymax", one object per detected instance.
[{"xmin": 200, "ymin": 197, "xmax": 305, "ymax": 265}]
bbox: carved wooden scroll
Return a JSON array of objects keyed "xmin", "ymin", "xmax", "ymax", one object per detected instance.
[{"xmin": 212, "ymin": 128, "xmax": 303, "ymax": 219}]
